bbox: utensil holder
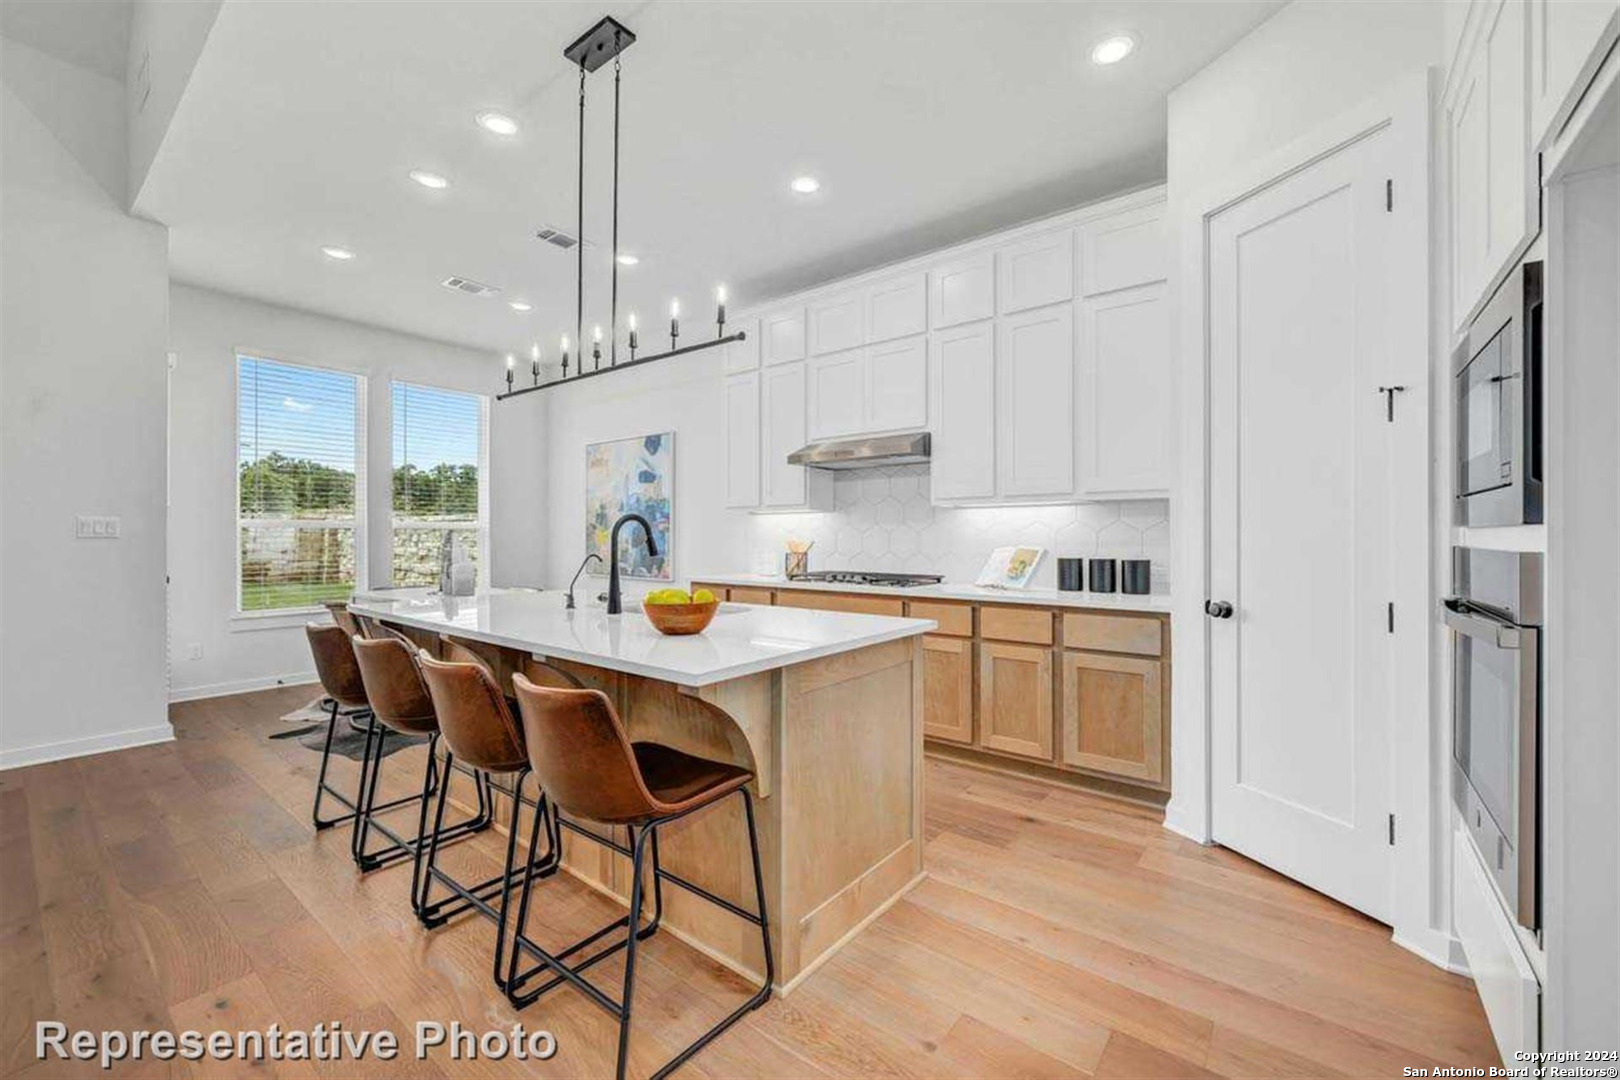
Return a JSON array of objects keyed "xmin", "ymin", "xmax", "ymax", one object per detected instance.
[{"xmin": 784, "ymin": 551, "xmax": 809, "ymax": 579}]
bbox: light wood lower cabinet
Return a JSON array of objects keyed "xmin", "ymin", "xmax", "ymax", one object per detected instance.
[
  {"xmin": 727, "ymin": 586, "xmax": 775, "ymax": 605},
  {"xmin": 1060, "ymin": 650, "xmax": 1164, "ymax": 784},
  {"xmin": 776, "ymin": 590, "xmax": 904, "ymax": 617},
  {"xmin": 921, "ymin": 635, "xmax": 974, "ymax": 744},
  {"xmin": 977, "ymin": 641, "xmax": 1054, "ymax": 761}
]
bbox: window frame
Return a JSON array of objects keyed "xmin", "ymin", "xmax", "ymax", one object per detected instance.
[
  {"xmin": 388, "ymin": 379, "xmax": 491, "ymax": 589},
  {"xmin": 232, "ymin": 349, "xmax": 368, "ymax": 627}
]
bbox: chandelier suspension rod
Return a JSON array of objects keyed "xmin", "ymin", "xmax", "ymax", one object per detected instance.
[
  {"xmin": 575, "ymin": 62, "xmax": 586, "ymax": 369},
  {"xmin": 610, "ymin": 32, "xmax": 622, "ymax": 366}
]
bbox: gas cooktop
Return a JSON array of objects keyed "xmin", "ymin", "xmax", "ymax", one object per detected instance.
[{"xmin": 789, "ymin": 571, "xmax": 944, "ymax": 588}]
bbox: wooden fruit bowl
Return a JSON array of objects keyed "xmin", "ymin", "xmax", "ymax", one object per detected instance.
[{"xmin": 642, "ymin": 599, "xmax": 719, "ymax": 636}]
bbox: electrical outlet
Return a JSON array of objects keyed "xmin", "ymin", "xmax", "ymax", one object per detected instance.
[
  {"xmin": 75, "ymin": 515, "xmax": 121, "ymax": 539},
  {"xmin": 186, "ymin": 644, "xmax": 204, "ymax": 661}
]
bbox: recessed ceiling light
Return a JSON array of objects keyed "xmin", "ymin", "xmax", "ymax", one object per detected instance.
[
  {"xmin": 790, "ymin": 176, "xmax": 821, "ymax": 195},
  {"xmin": 476, "ymin": 111, "xmax": 519, "ymax": 136},
  {"xmin": 509, "ymin": 300, "xmax": 532, "ymax": 312},
  {"xmin": 409, "ymin": 169, "xmax": 449, "ymax": 189},
  {"xmin": 321, "ymin": 245, "xmax": 355, "ymax": 260},
  {"xmin": 615, "ymin": 253, "xmax": 639, "ymax": 266},
  {"xmin": 1091, "ymin": 34, "xmax": 1136, "ymax": 65}
]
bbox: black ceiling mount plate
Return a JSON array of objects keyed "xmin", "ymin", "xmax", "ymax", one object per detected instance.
[{"xmin": 564, "ymin": 16, "xmax": 636, "ymax": 72}]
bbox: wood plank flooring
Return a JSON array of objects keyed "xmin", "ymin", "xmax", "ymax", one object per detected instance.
[{"xmin": 0, "ymin": 686, "xmax": 1500, "ymax": 1078}]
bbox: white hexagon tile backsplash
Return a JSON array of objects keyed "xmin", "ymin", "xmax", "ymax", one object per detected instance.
[{"xmin": 746, "ymin": 465, "xmax": 1170, "ymax": 593}]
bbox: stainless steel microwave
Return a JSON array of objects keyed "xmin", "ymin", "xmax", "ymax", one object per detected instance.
[{"xmin": 1453, "ymin": 260, "xmax": 1544, "ymax": 527}]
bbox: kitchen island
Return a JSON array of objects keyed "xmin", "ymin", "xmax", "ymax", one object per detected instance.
[{"xmin": 347, "ymin": 588, "xmax": 934, "ymax": 992}]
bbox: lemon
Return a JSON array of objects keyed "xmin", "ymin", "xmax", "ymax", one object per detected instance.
[{"xmin": 692, "ymin": 588, "xmax": 717, "ymax": 604}]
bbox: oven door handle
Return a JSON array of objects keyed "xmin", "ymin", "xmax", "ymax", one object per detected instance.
[{"xmin": 1442, "ymin": 600, "xmax": 1521, "ymax": 649}]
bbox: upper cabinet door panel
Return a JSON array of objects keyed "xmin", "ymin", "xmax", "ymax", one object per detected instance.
[
  {"xmin": 929, "ymin": 323, "xmax": 996, "ymax": 501},
  {"xmin": 762, "ymin": 307, "xmax": 807, "ymax": 365},
  {"xmin": 723, "ymin": 317, "xmax": 761, "ymax": 374},
  {"xmin": 996, "ymin": 228, "xmax": 1075, "ymax": 315},
  {"xmin": 1079, "ymin": 204, "xmax": 1167, "ymax": 296},
  {"xmin": 866, "ymin": 336, "xmax": 928, "ymax": 433},
  {"xmin": 929, "ymin": 252, "xmax": 995, "ymax": 329},
  {"xmin": 1529, "ymin": 0, "xmax": 1618, "ymax": 149},
  {"xmin": 865, "ymin": 272, "xmax": 927, "ymax": 343},
  {"xmin": 723, "ymin": 372, "xmax": 760, "ymax": 508},
  {"xmin": 808, "ymin": 292, "xmax": 864, "ymax": 355},
  {"xmin": 807, "ymin": 349, "xmax": 868, "ymax": 440},
  {"xmin": 762, "ymin": 363, "xmax": 808, "ymax": 506},
  {"xmin": 996, "ymin": 304, "xmax": 1075, "ymax": 498},
  {"xmin": 1078, "ymin": 283, "xmax": 1172, "ymax": 497}
]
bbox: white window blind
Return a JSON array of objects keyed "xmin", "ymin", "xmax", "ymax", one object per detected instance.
[
  {"xmin": 237, "ymin": 355, "xmax": 362, "ymax": 613},
  {"xmin": 391, "ymin": 381, "xmax": 487, "ymax": 587}
]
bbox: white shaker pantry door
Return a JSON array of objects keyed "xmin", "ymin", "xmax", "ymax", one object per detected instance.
[{"xmin": 1207, "ymin": 123, "xmax": 1401, "ymax": 923}]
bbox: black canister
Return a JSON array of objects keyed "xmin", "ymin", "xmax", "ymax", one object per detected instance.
[
  {"xmin": 1088, "ymin": 558, "xmax": 1117, "ymax": 593},
  {"xmin": 1122, "ymin": 559, "xmax": 1152, "ymax": 595},
  {"xmin": 1057, "ymin": 557, "xmax": 1084, "ymax": 591}
]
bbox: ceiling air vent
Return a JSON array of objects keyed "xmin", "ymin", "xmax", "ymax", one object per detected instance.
[
  {"xmin": 535, "ymin": 226, "xmax": 582, "ymax": 251},
  {"xmin": 441, "ymin": 276, "xmax": 500, "ymax": 297}
]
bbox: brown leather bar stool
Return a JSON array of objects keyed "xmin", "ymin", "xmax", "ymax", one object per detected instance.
[
  {"xmin": 416, "ymin": 652, "xmax": 563, "ymax": 988},
  {"xmin": 507, "ymin": 673, "xmax": 774, "ymax": 1080},
  {"xmin": 351, "ymin": 635, "xmax": 493, "ymax": 890}
]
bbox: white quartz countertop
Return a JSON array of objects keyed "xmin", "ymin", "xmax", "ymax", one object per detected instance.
[
  {"xmin": 347, "ymin": 588, "xmax": 934, "ymax": 687},
  {"xmin": 689, "ymin": 574, "xmax": 1172, "ymax": 614}
]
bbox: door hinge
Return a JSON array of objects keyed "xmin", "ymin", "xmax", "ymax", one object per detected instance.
[
  {"xmin": 1388, "ymin": 813, "xmax": 1396, "ymax": 845},
  {"xmin": 1377, "ymin": 385, "xmax": 1407, "ymax": 421},
  {"xmin": 1385, "ymin": 179, "xmax": 1393, "ymax": 211},
  {"xmin": 1387, "ymin": 602, "xmax": 1395, "ymax": 633}
]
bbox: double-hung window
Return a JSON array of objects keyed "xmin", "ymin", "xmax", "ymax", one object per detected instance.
[
  {"xmin": 391, "ymin": 381, "xmax": 488, "ymax": 587},
  {"xmin": 237, "ymin": 355, "xmax": 363, "ymax": 613}
]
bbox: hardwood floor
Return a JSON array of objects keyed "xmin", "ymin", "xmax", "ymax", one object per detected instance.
[{"xmin": 0, "ymin": 686, "xmax": 1499, "ymax": 1078}]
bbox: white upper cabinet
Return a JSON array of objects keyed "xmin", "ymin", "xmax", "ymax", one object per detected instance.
[
  {"xmin": 865, "ymin": 272, "xmax": 927, "ymax": 343},
  {"xmin": 723, "ymin": 317, "xmax": 760, "ymax": 374},
  {"xmin": 929, "ymin": 252, "xmax": 995, "ymax": 329},
  {"xmin": 762, "ymin": 307, "xmax": 807, "ymax": 365},
  {"xmin": 1078, "ymin": 283, "xmax": 1172, "ymax": 498},
  {"xmin": 761, "ymin": 363, "xmax": 809, "ymax": 506},
  {"xmin": 929, "ymin": 322, "xmax": 996, "ymax": 501},
  {"xmin": 808, "ymin": 292, "xmax": 864, "ymax": 355},
  {"xmin": 807, "ymin": 348, "xmax": 868, "ymax": 439},
  {"xmin": 996, "ymin": 227, "xmax": 1075, "ymax": 314},
  {"xmin": 1079, "ymin": 203, "xmax": 1167, "ymax": 296},
  {"xmin": 996, "ymin": 304, "xmax": 1075, "ymax": 497},
  {"xmin": 1446, "ymin": 0, "xmax": 1538, "ymax": 331},
  {"xmin": 1529, "ymin": 0, "xmax": 1619, "ymax": 149},
  {"xmin": 723, "ymin": 372, "xmax": 760, "ymax": 508},
  {"xmin": 866, "ymin": 336, "xmax": 928, "ymax": 433}
]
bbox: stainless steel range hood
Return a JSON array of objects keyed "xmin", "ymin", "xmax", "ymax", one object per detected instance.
[{"xmin": 787, "ymin": 432, "xmax": 931, "ymax": 470}]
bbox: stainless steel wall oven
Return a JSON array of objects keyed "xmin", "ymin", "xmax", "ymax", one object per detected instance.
[
  {"xmin": 1445, "ymin": 546, "xmax": 1543, "ymax": 932},
  {"xmin": 1454, "ymin": 260, "xmax": 1544, "ymax": 526}
]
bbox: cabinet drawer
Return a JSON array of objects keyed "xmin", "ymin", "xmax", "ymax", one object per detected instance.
[
  {"xmin": 907, "ymin": 600, "xmax": 972, "ymax": 637},
  {"xmin": 728, "ymin": 587, "xmax": 775, "ymax": 605},
  {"xmin": 980, "ymin": 605, "xmax": 1053, "ymax": 645},
  {"xmin": 777, "ymin": 590, "xmax": 904, "ymax": 617},
  {"xmin": 1061, "ymin": 613, "xmax": 1162, "ymax": 657}
]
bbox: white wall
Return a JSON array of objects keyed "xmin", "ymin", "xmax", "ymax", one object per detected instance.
[
  {"xmin": 1, "ymin": 38, "xmax": 171, "ymax": 767},
  {"xmin": 166, "ymin": 283, "xmax": 545, "ymax": 700},
  {"xmin": 126, "ymin": 0, "xmax": 221, "ymax": 208},
  {"xmin": 1163, "ymin": 0, "xmax": 1451, "ymax": 961}
]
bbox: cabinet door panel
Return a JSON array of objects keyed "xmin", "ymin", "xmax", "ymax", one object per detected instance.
[
  {"xmin": 723, "ymin": 372, "xmax": 760, "ymax": 508},
  {"xmin": 1079, "ymin": 204, "xmax": 1167, "ymax": 296},
  {"xmin": 866, "ymin": 272, "xmax": 927, "ymax": 343},
  {"xmin": 929, "ymin": 323, "xmax": 996, "ymax": 500},
  {"xmin": 808, "ymin": 292, "xmax": 864, "ymax": 355},
  {"xmin": 996, "ymin": 304, "xmax": 1075, "ymax": 498},
  {"xmin": 724, "ymin": 317, "xmax": 761, "ymax": 373},
  {"xmin": 807, "ymin": 349, "xmax": 867, "ymax": 439},
  {"xmin": 978, "ymin": 642, "xmax": 1054, "ymax": 760},
  {"xmin": 1529, "ymin": 0, "xmax": 1618, "ymax": 148},
  {"xmin": 1061, "ymin": 650, "xmax": 1163, "ymax": 783},
  {"xmin": 1078, "ymin": 283, "xmax": 1172, "ymax": 497},
  {"xmin": 763, "ymin": 308, "xmax": 807, "ymax": 365},
  {"xmin": 923, "ymin": 635, "xmax": 974, "ymax": 744},
  {"xmin": 867, "ymin": 336, "xmax": 928, "ymax": 432},
  {"xmin": 996, "ymin": 228, "xmax": 1075, "ymax": 314},
  {"xmin": 762, "ymin": 364, "xmax": 808, "ymax": 506},
  {"xmin": 930, "ymin": 252, "xmax": 995, "ymax": 329}
]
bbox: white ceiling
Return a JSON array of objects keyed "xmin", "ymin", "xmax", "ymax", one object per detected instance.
[
  {"xmin": 140, "ymin": 0, "xmax": 1283, "ymax": 359},
  {"xmin": 0, "ymin": 0, "xmax": 131, "ymax": 81}
]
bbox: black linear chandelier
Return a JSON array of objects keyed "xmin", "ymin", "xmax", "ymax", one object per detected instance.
[{"xmin": 497, "ymin": 16, "xmax": 742, "ymax": 401}]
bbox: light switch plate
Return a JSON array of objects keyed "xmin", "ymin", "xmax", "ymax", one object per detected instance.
[{"xmin": 75, "ymin": 515, "xmax": 121, "ymax": 539}]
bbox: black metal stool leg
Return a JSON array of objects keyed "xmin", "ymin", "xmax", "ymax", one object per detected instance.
[
  {"xmin": 348, "ymin": 719, "xmax": 379, "ymax": 862},
  {"xmin": 614, "ymin": 826, "xmax": 653, "ymax": 1080},
  {"xmin": 353, "ymin": 721, "xmax": 390, "ymax": 866},
  {"xmin": 409, "ymin": 734, "xmax": 441, "ymax": 916},
  {"xmin": 416, "ymin": 747, "xmax": 457, "ymax": 920}
]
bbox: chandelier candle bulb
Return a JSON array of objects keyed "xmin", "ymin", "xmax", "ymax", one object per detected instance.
[
  {"xmin": 716, "ymin": 284, "xmax": 727, "ymax": 336},
  {"xmin": 592, "ymin": 325, "xmax": 603, "ymax": 370},
  {"xmin": 670, "ymin": 298, "xmax": 680, "ymax": 350},
  {"xmin": 560, "ymin": 334, "xmax": 570, "ymax": 378},
  {"xmin": 505, "ymin": 353, "xmax": 515, "ymax": 392},
  {"xmin": 530, "ymin": 343, "xmax": 541, "ymax": 384},
  {"xmin": 628, "ymin": 312, "xmax": 639, "ymax": 358}
]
